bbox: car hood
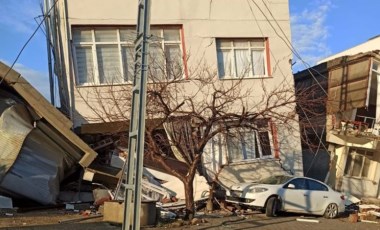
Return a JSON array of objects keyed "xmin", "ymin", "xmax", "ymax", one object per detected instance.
[
  {"xmin": 230, "ymin": 183, "xmax": 258, "ymax": 191},
  {"xmin": 230, "ymin": 183, "xmax": 281, "ymax": 191}
]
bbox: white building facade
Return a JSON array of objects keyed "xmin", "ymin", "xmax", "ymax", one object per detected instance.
[{"xmin": 48, "ymin": 0, "xmax": 303, "ymax": 186}]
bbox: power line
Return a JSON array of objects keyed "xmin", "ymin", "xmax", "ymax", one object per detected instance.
[
  {"xmin": 249, "ymin": 0, "xmax": 327, "ymax": 96},
  {"xmin": 0, "ymin": 0, "xmax": 59, "ymax": 85},
  {"xmin": 246, "ymin": 0, "xmax": 341, "ymax": 176}
]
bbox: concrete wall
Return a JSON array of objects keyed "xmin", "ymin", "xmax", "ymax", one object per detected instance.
[
  {"xmin": 55, "ymin": 0, "xmax": 295, "ymax": 126},
  {"xmin": 54, "ymin": 0, "xmax": 303, "ymax": 183},
  {"xmin": 332, "ymin": 145, "xmax": 380, "ymax": 198}
]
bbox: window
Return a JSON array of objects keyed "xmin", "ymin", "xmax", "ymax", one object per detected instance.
[
  {"xmin": 226, "ymin": 121, "xmax": 273, "ymax": 162},
  {"xmin": 306, "ymin": 179, "xmax": 328, "ymax": 191},
  {"xmin": 344, "ymin": 149, "xmax": 373, "ymax": 178},
  {"xmin": 149, "ymin": 28, "xmax": 183, "ymax": 81},
  {"xmin": 285, "ymin": 178, "xmax": 306, "ymax": 190},
  {"xmin": 216, "ymin": 38, "xmax": 269, "ymax": 79},
  {"xmin": 72, "ymin": 26, "xmax": 183, "ymax": 85}
]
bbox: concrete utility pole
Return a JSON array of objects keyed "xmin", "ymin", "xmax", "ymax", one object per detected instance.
[
  {"xmin": 44, "ymin": 0, "xmax": 55, "ymax": 105},
  {"xmin": 122, "ymin": 0, "xmax": 151, "ymax": 229}
]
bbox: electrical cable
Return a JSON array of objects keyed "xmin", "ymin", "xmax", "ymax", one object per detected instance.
[
  {"xmin": 249, "ymin": 0, "xmax": 327, "ymax": 96},
  {"xmin": 0, "ymin": 0, "xmax": 59, "ymax": 85}
]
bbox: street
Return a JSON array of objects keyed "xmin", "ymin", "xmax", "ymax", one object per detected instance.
[{"xmin": 2, "ymin": 212, "xmax": 379, "ymax": 230}]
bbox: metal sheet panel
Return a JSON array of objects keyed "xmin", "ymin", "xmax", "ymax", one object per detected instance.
[
  {"xmin": 0, "ymin": 62, "xmax": 97, "ymax": 167},
  {"xmin": 327, "ymin": 58, "xmax": 371, "ymax": 113},
  {"xmin": 0, "ymin": 103, "xmax": 33, "ymax": 180}
]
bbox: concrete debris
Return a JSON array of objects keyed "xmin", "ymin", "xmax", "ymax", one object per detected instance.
[
  {"xmin": 348, "ymin": 213, "xmax": 358, "ymax": 223},
  {"xmin": 359, "ymin": 204, "xmax": 380, "ymax": 213},
  {"xmin": 191, "ymin": 217, "xmax": 201, "ymax": 225},
  {"xmin": 348, "ymin": 203, "xmax": 380, "ymax": 223},
  {"xmin": 361, "ymin": 220, "xmax": 378, "ymax": 224},
  {"xmin": 368, "ymin": 210, "xmax": 380, "ymax": 217},
  {"xmin": 103, "ymin": 200, "xmax": 158, "ymax": 226},
  {"xmin": 92, "ymin": 189, "xmax": 111, "ymax": 206}
]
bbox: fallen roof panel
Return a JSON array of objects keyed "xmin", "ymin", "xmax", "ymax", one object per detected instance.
[{"xmin": 0, "ymin": 62, "xmax": 97, "ymax": 167}]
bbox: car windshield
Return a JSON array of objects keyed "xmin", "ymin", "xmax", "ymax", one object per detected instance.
[{"xmin": 258, "ymin": 175, "xmax": 293, "ymax": 185}]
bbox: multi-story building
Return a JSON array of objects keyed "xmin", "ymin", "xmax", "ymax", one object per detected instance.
[
  {"xmin": 47, "ymin": 0, "xmax": 303, "ymax": 188},
  {"xmin": 295, "ymin": 36, "xmax": 380, "ymax": 199}
]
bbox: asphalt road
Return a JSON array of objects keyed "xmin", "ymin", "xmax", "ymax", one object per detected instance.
[{"xmin": 1, "ymin": 212, "xmax": 379, "ymax": 230}]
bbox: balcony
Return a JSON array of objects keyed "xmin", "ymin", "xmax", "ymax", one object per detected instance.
[{"xmin": 327, "ymin": 117, "xmax": 380, "ymax": 150}]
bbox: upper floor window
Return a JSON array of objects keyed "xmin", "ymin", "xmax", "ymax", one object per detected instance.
[
  {"xmin": 72, "ymin": 26, "xmax": 184, "ymax": 86},
  {"xmin": 216, "ymin": 38, "xmax": 269, "ymax": 79}
]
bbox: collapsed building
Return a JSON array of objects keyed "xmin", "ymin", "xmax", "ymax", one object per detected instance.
[
  {"xmin": 295, "ymin": 50, "xmax": 380, "ymax": 199},
  {"xmin": 0, "ymin": 62, "xmax": 97, "ymax": 204}
]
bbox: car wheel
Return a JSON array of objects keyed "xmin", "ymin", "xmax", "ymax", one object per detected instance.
[
  {"xmin": 266, "ymin": 197, "xmax": 278, "ymax": 217},
  {"xmin": 324, "ymin": 203, "xmax": 338, "ymax": 218}
]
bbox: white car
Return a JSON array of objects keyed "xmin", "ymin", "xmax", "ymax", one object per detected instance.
[{"xmin": 226, "ymin": 175, "xmax": 345, "ymax": 218}]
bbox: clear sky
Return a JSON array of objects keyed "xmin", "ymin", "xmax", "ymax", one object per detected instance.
[{"xmin": 0, "ymin": 0, "xmax": 379, "ymax": 98}]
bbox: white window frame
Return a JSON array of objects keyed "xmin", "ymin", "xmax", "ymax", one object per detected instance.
[
  {"xmin": 344, "ymin": 148, "xmax": 373, "ymax": 179},
  {"xmin": 216, "ymin": 38, "xmax": 269, "ymax": 79},
  {"xmin": 148, "ymin": 27, "xmax": 184, "ymax": 81},
  {"xmin": 226, "ymin": 123, "xmax": 274, "ymax": 163},
  {"xmin": 72, "ymin": 26, "xmax": 184, "ymax": 86}
]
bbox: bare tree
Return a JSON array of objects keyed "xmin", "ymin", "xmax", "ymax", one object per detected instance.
[{"xmin": 75, "ymin": 45, "xmax": 322, "ymax": 219}]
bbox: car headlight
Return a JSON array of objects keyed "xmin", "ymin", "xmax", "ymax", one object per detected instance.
[{"xmin": 248, "ymin": 187, "xmax": 268, "ymax": 193}]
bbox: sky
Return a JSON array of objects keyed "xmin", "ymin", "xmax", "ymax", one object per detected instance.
[{"xmin": 0, "ymin": 0, "xmax": 379, "ymax": 99}]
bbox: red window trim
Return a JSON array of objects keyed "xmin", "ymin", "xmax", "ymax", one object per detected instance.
[
  {"xmin": 270, "ymin": 120, "xmax": 280, "ymax": 158},
  {"xmin": 180, "ymin": 26, "xmax": 189, "ymax": 80},
  {"xmin": 265, "ymin": 38, "xmax": 271, "ymax": 77}
]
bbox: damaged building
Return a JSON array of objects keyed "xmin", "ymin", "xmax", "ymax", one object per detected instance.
[
  {"xmin": 295, "ymin": 49, "xmax": 380, "ymax": 199},
  {"xmin": 0, "ymin": 62, "xmax": 97, "ymax": 205},
  {"xmin": 43, "ymin": 0, "xmax": 303, "ymax": 201}
]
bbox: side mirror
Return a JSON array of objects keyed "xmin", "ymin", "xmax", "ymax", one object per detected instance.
[{"xmin": 287, "ymin": 184, "xmax": 295, "ymax": 189}]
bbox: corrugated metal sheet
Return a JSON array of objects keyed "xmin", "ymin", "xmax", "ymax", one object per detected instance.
[
  {"xmin": 0, "ymin": 61, "xmax": 98, "ymax": 204},
  {"xmin": 0, "ymin": 62, "xmax": 97, "ymax": 167},
  {"xmin": 0, "ymin": 103, "xmax": 33, "ymax": 180}
]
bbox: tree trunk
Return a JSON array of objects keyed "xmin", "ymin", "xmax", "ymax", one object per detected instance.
[
  {"xmin": 206, "ymin": 182, "xmax": 215, "ymax": 213},
  {"xmin": 183, "ymin": 176, "xmax": 195, "ymax": 220}
]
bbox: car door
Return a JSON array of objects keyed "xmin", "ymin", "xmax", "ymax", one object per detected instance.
[
  {"xmin": 305, "ymin": 179, "xmax": 330, "ymax": 213},
  {"xmin": 279, "ymin": 178, "xmax": 308, "ymax": 212}
]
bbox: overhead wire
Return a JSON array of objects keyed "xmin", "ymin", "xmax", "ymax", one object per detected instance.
[
  {"xmin": 246, "ymin": 0, "xmax": 340, "ymax": 177},
  {"xmin": 249, "ymin": 0, "xmax": 327, "ymax": 96},
  {"xmin": 0, "ymin": 0, "xmax": 59, "ymax": 85}
]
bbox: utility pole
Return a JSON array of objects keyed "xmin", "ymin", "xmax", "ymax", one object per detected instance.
[
  {"xmin": 122, "ymin": 0, "xmax": 151, "ymax": 229},
  {"xmin": 44, "ymin": 0, "xmax": 55, "ymax": 105}
]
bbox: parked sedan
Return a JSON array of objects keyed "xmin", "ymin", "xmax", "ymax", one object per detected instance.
[{"xmin": 226, "ymin": 175, "xmax": 345, "ymax": 218}]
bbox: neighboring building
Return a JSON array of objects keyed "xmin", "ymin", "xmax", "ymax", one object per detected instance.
[
  {"xmin": 319, "ymin": 35, "xmax": 380, "ymax": 63},
  {"xmin": 295, "ymin": 50, "xmax": 380, "ymax": 199},
  {"xmin": 47, "ymin": 0, "xmax": 303, "ymax": 189}
]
